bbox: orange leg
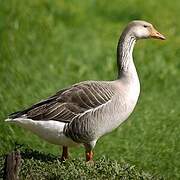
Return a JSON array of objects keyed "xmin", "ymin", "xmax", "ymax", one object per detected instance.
[
  {"xmin": 61, "ymin": 146, "xmax": 69, "ymax": 161},
  {"xmin": 85, "ymin": 150, "xmax": 93, "ymax": 162}
]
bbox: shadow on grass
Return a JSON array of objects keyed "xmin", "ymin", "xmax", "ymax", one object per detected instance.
[{"xmin": 0, "ymin": 144, "xmax": 163, "ymax": 180}]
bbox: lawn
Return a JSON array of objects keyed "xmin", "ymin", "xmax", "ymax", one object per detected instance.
[
  {"xmin": 0, "ymin": 146, "xmax": 162, "ymax": 179},
  {"xmin": 0, "ymin": 0, "xmax": 180, "ymax": 179}
]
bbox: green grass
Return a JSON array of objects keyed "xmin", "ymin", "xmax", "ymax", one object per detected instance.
[
  {"xmin": 0, "ymin": 146, "xmax": 162, "ymax": 179},
  {"xmin": 0, "ymin": 0, "xmax": 180, "ymax": 179}
]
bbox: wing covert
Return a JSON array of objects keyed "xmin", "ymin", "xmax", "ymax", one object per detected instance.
[{"xmin": 12, "ymin": 81, "xmax": 115, "ymax": 123}]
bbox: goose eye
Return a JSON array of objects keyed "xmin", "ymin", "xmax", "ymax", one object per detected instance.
[{"xmin": 143, "ymin": 25, "xmax": 148, "ymax": 28}]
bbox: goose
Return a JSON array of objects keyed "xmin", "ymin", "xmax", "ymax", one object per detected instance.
[{"xmin": 5, "ymin": 20, "xmax": 165, "ymax": 162}]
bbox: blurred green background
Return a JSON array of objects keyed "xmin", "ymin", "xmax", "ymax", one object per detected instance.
[{"xmin": 0, "ymin": 0, "xmax": 180, "ymax": 179}]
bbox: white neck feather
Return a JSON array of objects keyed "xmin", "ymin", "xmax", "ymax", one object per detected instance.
[{"xmin": 117, "ymin": 32, "xmax": 137, "ymax": 78}]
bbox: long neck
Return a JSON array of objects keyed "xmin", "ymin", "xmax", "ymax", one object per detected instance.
[{"xmin": 117, "ymin": 32, "xmax": 136, "ymax": 78}]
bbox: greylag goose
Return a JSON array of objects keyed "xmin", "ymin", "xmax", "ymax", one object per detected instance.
[{"xmin": 6, "ymin": 20, "xmax": 165, "ymax": 162}]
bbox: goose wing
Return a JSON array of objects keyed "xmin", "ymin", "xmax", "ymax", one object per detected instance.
[{"xmin": 9, "ymin": 81, "xmax": 115, "ymax": 123}]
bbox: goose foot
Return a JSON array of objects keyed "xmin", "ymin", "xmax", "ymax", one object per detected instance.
[
  {"xmin": 60, "ymin": 146, "xmax": 69, "ymax": 161},
  {"xmin": 85, "ymin": 150, "xmax": 93, "ymax": 162}
]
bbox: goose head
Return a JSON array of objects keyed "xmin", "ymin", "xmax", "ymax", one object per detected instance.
[{"xmin": 124, "ymin": 20, "xmax": 166, "ymax": 40}]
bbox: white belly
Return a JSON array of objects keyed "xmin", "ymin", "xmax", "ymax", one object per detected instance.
[{"xmin": 8, "ymin": 118, "xmax": 79, "ymax": 147}]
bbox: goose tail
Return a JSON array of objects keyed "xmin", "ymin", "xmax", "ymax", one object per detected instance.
[{"xmin": 5, "ymin": 118, "xmax": 13, "ymax": 122}]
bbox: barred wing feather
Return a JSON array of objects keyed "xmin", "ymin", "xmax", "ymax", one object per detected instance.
[{"xmin": 9, "ymin": 81, "xmax": 115, "ymax": 123}]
